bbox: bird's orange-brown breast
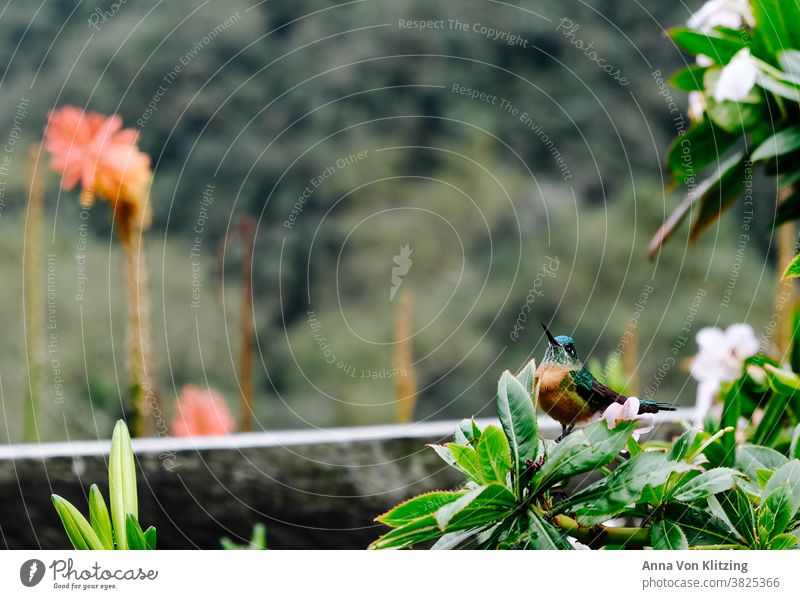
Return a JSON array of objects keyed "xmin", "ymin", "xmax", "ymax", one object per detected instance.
[{"xmin": 535, "ymin": 363, "xmax": 596, "ymax": 425}]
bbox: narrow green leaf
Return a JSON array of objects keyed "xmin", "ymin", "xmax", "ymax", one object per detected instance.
[
  {"xmin": 714, "ymin": 487, "xmax": 757, "ymax": 547},
  {"xmin": 759, "ymin": 482, "xmax": 793, "ymax": 541},
  {"xmin": 88, "ymin": 485, "xmax": 113, "ymax": 550},
  {"xmin": 718, "ymin": 384, "xmax": 741, "ymax": 467},
  {"xmin": 109, "ymin": 420, "xmax": 137, "ymax": 550},
  {"xmin": 790, "ymin": 424, "xmax": 800, "ymax": 459},
  {"xmin": 670, "ymin": 65, "xmax": 709, "ymax": 91},
  {"xmin": 377, "ymin": 491, "xmax": 464, "ymax": 527},
  {"xmin": 689, "ymin": 151, "xmax": 747, "ymax": 242},
  {"xmin": 785, "ymin": 253, "xmax": 800, "ymax": 279},
  {"xmin": 560, "ymin": 452, "xmax": 695, "ymax": 526},
  {"xmin": 527, "ymin": 510, "xmax": 572, "ymax": 550},
  {"xmin": 769, "ymin": 533, "xmax": 800, "ymax": 549},
  {"xmin": 51, "ymin": 495, "xmax": 106, "ymax": 550},
  {"xmin": 497, "ymin": 370, "xmax": 538, "ymax": 486},
  {"xmin": 669, "ymin": 27, "xmax": 746, "ymax": 63},
  {"xmin": 650, "ymin": 519, "xmax": 688, "ymax": 550},
  {"xmin": 125, "ymin": 514, "xmax": 147, "ymax": 550},
  {"xmin": 752, "ymin": 393, "xmax": 791, "ymax": 446},
  {"xmin": 671, "ymin": 468, "xmax": 740, "ymax": 503},
  {"xmin": 475, "ymin": 425, "xmax": 512, "ymax": 485},
  {"xmin": 434, "ymin": 484, "xmax": 516, "ymax": 531},
  {"xmin": 752, "ymin": 127, "xmax": 800, "ymax": 161},
  {"xmin": 143, "ymin": 526, "xmax": 157, "ymax": 550},
  {"xmin": 534, "ymin": 420, "xmax": 636, "ymax": 492}
]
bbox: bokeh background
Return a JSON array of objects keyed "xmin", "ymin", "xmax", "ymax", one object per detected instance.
[{"xmin": 0, "ymin": 0, "xmax": 782, "ymax": 442}]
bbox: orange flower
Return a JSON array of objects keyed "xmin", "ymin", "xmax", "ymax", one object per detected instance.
[
  {"xmin": 171, "ymin": 385, "xmax": 235, "ymax": 436},
  {"xmin": 43, "ymin": 106, "xmax": 152, "ymax": 227}
]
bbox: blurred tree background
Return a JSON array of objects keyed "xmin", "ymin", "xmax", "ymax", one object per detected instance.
[{"xmin": 0, "ymin": 0, "xmax": 782, "ymax": 441}]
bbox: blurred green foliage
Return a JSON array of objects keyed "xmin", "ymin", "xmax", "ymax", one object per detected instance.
[{"xmin": 0, "ymin": 1, "xmax": 785, "ymax": 441}]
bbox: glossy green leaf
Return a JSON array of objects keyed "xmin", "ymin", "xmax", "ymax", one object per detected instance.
[
  {"xmin": 790, "ymin": 424, "xmax": 800, "ymax": 459},
  {"xmin": 665, "ymin": 118, "xmax": 739, "ymax": 182},
  {"xmin": 446, "ymin": 444, "xmax": 483, "ymax": 483},
  {"xmin": 759, "ymin": 482, "xmax": 793, "ymax": 541},
  {"xmin": 527, "ymin": 510, "xmax": 572, "ymax": 550},
  {"xmin": 454, "ymin": 418, "xmax": 481, "ymax": 446},
  {"xmin": 533, "ymin": 420, "xmax": 636, "ymax": 492},
  {"xmin": 713, "ymin": 487, "xmax": 757, "ymax": 547},
  {"xmin": 664, "ymin": 504, "xmax": 740, "ymax": 546},
  {"xmin": 669, "ymin": 27, "xmax": 746, "ymax": 63},
  {"xmin": 670, "ymin": 65, "xmax": 710, "ymax": 91},
  {"xmin": 718, "ymin": 383, "xmax": 742, "ymax": 467},
  {"xmin": 143, "ymin": 526, "xmax": 157, "ymax": 550},
  {"xmin": 752, "ymin": 393, "xmax": 791, "ymax": 446},
  {"xmin": 689, "ymin": 151, "xmax": 747, "ymax": 242},
  {"xmin": 377, "ymin": 491, "xmax": 465, "ymax": 526},
  {"xmin": 752, "ymin": 127, "xmax": 800, "ymax": 161},
  {"xmin": 668, "ymin": 427, "xmax": 699, "ymax": 462},
  {"xmin": 785, "ymin": 253, "xmax": 800, "ymax": 278},
  {"xmin": 109, "ymin": 420, "xmax": 138, "ymax": 550},
  {"xmin": 736, "ymin": 444, "xmax": 789, "ymax": 480},
  {"xmin": 51, "ymin": 495, "xmax": 106, "ymax": 551},
  {"xmin": 430, "ymin": 527, "xmax": 485, "ymax": 550},
  {"xmin": 434, "ymin": 484, "xmax": 516, "ymax": 531},
  {"xmin": 88, "ymin": 484, "xmax": 113, "ymax": 550},
  {"xmin": 751, "ymin": 0, "xmax": 794, "ymax": 59},
  {"xmin": 671, "ymin": 468, "xmax": 740, "ymax": 502},
  {"xmin": 125, "ymin": 514, "xmax": 147, "ymax": 550},
  {"xmin": 497, "ymin": 370, "xmax": 538, "ymax": 486},
  {"xmin": 515, "ymin": 359, "xmax": 537, "ymax": 396},
  {"xmin": 769, "ymin": 533, "xmax": 800, "ymax": 549},
  {"xmin": 560, "ymin": 452, "xmax": 695, "ymax": 526},
  {"xmin": 764, "ymin": 461, "xmax": 800, "ymax": 517},
  {"xmin": 475, "ymin": 425, "xmax": 512, "ymax": 485},
  {"xmin": 650, "ymin": 519, "xmax": 688, "ymax": 550}
]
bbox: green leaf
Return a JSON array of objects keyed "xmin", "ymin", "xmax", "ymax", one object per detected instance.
[
  {"xmin": 759, "ymin": 482, "xmax": 793, "ymax": 541},
  {"xmin": 454, "ymin": 418, "xmax": 481, "ymax": 446},
  {"xmin": 125, "ymin": 514, "xmax": 147, "ymax": 550},
  {"xmin": 790, "ymin": 424, "xmax": 800, "ymax": 459},
  {"xmin": 737, "ymin": 444, "xmax": 789, "ymax": 481},
  {"xmin": 430, "ymin": 527, "xmax": 485, "ymax": 550},
  {"xmin": 560, "ymin": 452, "xmax": 695, "ymax": 526},
  {"xmin": 143, "ymin": 526, "xmax": 157, "ymax": 550},
  {"xmin": 377, "ymin": 491, "xmax": 465, "ymax": 527},
  {"xmin": 785, "ymin": 253, "xmax": 800, "ymax": 279},
  {"xmin": 109, "ymin": 420, "xmax": 138, "ymax": 550},
  {"xmin": 515, "ymin": 359, "xmax": 537, "ymax": 396},
  {"xmin": 713, "ymin": 487, "xmax": 757, "ymax": 547},
  {"xmin": 434, "ymin": 483, "xmax": 516, "ymax": 531},
  {"xmin": 664, "ymin": 504, "xmax": 740, "ymax": 546},
  {"xmin": 527, "ymin": 510, "xmax": 573, "ymax": 550},
  {"xmin": 769, "ymin": 533, "xmax": 800, "ymax": 549},
  {"xmin": 751, "ymin": 127, "xmax": 800, "ymax": 161},
  {"xmin": 670, "ymin": 65, "xmax": 710, "ymax": 91},
  {"xmin": 764, "ymin": 461, "xmax": 800, "ymax": 517},
  {"xmin": 665, "ymin": 118, "xmax": 739, "ymax": 182},
  {"xmin": 668, "ymin": 428, "xmax": 699, "ymax": 462},
  {"xmin": 446, "ymin": 444, "xmax": 483, "ymax": 483},
  {"xmin": 689, "ymin": 151, "xmax": 747, "ymax": 242},
  {"xmin": 718, "ymin": 383, "xmax": 742, "ymax": 467},
  {"xmin": 751, "ymin": 0, "xmax": 794, "ymax": 60},
  {"xmin": 497, "ymin": 370, "xmax": 538, "ymax": 487},
  {"xmin": 51, "ymin": 495, "xmax": 106, "ymax": 551},
  {"xmin": 650, "ymin": 519, "xmax": 688, "ymax": 550},
  {"xmin": 533, "ymin": 420, "xmax": 636, "ymax": 492},
  {"xmin": 475, "ymin": 425, "xmax": 512, "ymax": 485},
  {"xmin": 669, "ymin": 27, "xmax": 747, "ymax": 63},
  {"xmin": 88, "ymin": 484, "xmax": 114, "ymax": 550},
  {"xmin": 671, "ymin": 468, "xmax": 741, "ymax": 503},
  {"xmin": 752, "ymin": 393, "xmax": 791, "ymax": 446}
]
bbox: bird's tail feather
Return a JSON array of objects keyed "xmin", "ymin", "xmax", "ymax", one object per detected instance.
[{"xmin": 637, "ymin": 399, "xmax": 676, "ymax": 414}]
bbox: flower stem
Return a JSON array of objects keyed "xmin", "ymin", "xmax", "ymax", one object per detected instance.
[
  {"xmin": 23, "ymin": 143, "xmax": 45, "ymax": 442},
  {"xmin": 552, "ymin": 514, "xmax": 650, "ymax": 548},
  {"xmin": 118, "ymin": 214, "xmax": 154, "ymax": 437}
]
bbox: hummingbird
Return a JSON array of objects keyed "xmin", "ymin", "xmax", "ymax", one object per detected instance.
[{"xmin": 536, "ymin": 324, "xmax": 675, "ymax": 441}]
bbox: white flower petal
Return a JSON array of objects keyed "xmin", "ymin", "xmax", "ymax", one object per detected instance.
[
  {"xmin": 725, "ymin": 323, "xmax": 759, "ymax": 359},
  {"xmin": 714, "ymin": 48, "xmax": 758, "ymax": 102},
  {"xmin": 622, "ymin": 396, "xmax": 640, "ymax": 420},
  {"xmin": 688, "ymin": 0, "xmax": 754, "ymax": 33}
]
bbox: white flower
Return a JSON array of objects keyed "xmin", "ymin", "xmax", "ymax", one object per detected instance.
[
  {"xmin": 601, "ymin": 396, "xmax": 655, "ymax": 441},
  {"xmin": 696, "ymin": 54, "xmax": 714, "ymax": 67},
  {"xmin": 688, "ymin": 0, "xmax": 755, "ymax": 33},
  {"xmin": 688, "ymin": 91, "xmax": 706, "ymax": 121},
  {"xmin": 689, "ymin": 323, "xmax": 759, "ymax": 424},
  {"xmin": 714, "ymin": 48, "xmax": 758, "ymax": 102}
]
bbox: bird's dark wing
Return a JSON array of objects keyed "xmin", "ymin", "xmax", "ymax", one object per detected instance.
[
  {"xmin": 570, "ymin": 368, "xmax": 626, "ymax": 412},
  {"xmin": 569, "ymin": 368, "xmax": 676, "ymax": 414}
]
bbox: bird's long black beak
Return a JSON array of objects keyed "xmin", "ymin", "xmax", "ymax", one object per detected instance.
[{"xmin": 541, "ymin": 323, "xmax": 560, "ymax": 347}]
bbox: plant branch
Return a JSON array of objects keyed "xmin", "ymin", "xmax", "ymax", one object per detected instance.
[{"xmin": 552, "ymin": 514, "xmax": 650, "ymax": 548}]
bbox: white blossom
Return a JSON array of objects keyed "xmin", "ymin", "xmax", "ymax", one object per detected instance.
[
  {"xmin": 688, "ymin": 0, "xmax": 755, "ymax": 33},
  {"xmin": 601, "ymin": 396, "xmax": 655, "ymax": 441},
  {"xmin": 714, "ymin": 48, "xmax": 758, "ymax": 102}
]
